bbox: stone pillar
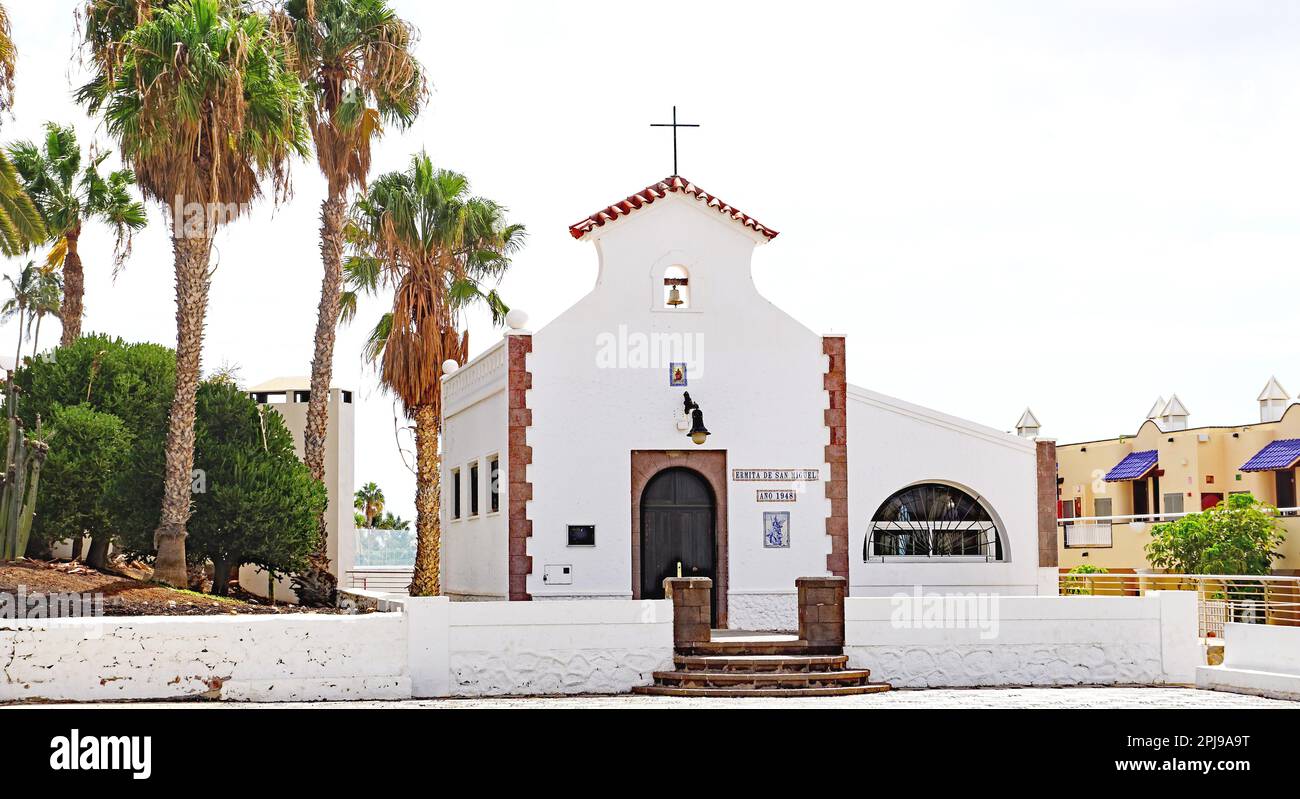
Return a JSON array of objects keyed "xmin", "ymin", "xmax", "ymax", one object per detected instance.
[
  {"xmin": 506, "ymin": 332, "xmax": 533, "ymax": 600},
  {"xmin": 822, "ymin": 335, "xmax": 849, "ymax": 579},
  {"xmin": 1036, "ymin": 438, "xmax": 1059, "ymax": 569},
  {"xmin": 664, "ymin": 577, "xmax": 713, "ymax": 650},
  {"xmin": 797, "ymin": 576, "xmax": 845, "ymax": 651}
]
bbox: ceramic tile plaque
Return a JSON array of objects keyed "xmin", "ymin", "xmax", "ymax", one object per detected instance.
[{"xmin": 763, "ymin": 511, "xmax": 790, "ymax": 548}]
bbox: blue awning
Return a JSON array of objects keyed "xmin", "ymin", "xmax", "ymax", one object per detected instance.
[
  {"xmin": 1240, "ymin": 439, "xmax": 1300, "ymax": 472},
  {"xmin": 1104, "ymin": 450, "xmax": 1159, "ymax": 482}
]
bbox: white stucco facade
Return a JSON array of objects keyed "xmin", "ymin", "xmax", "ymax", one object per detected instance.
[
  {"xmin": 239, "ymin": 379, "xmax": 358, "ymax": 601},
  {"xmin": 847, "ymin": 386, "xmax": 1040, "ymax": 596},
  {"xmin": 440, "ymin": 176, "xmax": 1045, "ymax": 630},
  {"xmin": 441, "ymin": 340, "xmax": 510, "ymax": 600}
]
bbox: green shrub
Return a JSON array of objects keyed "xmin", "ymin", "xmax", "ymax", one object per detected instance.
[
  {"xmin": 1063, "ymin": 564, "xmax": 1109, "ymax": 595},
  {"xmin": 11, "ymin": 335, "xmax": 173, "ymax": 561},
  {"xmin": 188, "ymin": 379, "xmax": 326, "ymax": 594},
  {"xmin": 1146, "ymin": 492, "xmax": 1285, "ymax": 575},
  {"xmin": 35, "ymin": 404, "xmax": 132, "ymax": 565}
]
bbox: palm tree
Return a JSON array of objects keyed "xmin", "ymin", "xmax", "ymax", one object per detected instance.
[
  {"xmin": 375, "ymin": 511, "xmax": 408, "ymax": 531},
  {"xmin": 0, "ymin": 149, "xmax": 43, "ymax": 258},
  {"xmin": 1, "ymin": 260, "xmax": 36, "ymax": 365},
  {"xmin": 276, "ymin": 0, "xmax": 424, "ymax": 604},
  {"xmin": 78, "ymin": 0, "xmax": 309, "ymax": 585},
  {"xmin": 0, "ymin": 2, "xmax": 14, "ymax": 119},
  {"xmin": 0, "ymin": 5, "xmax": 47, "ymax": 257},
  {"xmin": 353, "ymin": 480, "xmax": 385, "ymax": 527},
  {"xmin": 343, "ymin": 153, "xmax": 523, "ymax": 595},
  {"xmin": 7, "ymin": 122, "xmax": 146, "ymax": 346},
  {"xmin": 25, "ymin": 268, "xmax": 60, "ymax": 356}
]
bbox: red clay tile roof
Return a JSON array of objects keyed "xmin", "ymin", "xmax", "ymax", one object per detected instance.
[{"xmin": 568, "ymin": 175, "xmax": 779, "ymax": 242}]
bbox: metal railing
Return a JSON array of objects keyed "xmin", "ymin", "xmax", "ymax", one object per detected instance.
[
  {"xmin": 345, "ymin": 567, "xmax": 414, "ymax": 593},
  {"xmin": 1058, "ymin": 507, "xmax": 1300, "ymax": 548},
  {"xmin": 1056, "ymin": 572, "xmax": 1300, "ymax": 637}
]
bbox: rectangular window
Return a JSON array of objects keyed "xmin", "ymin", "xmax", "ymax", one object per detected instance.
[
  {"xmin": 568, "ymin": 525, "xmax": 596, "ymax": 546},
  {"xmin": 1163, "ymin": 493, "xmax": 1185, "ymax": 515},
  {"xmin": 469, "ymin": 462, "xmax": 480, "ymax": 516},
  {"xmin": 489, "ymin": 456, "xmax": 500, "ymax": 513},
  {"xmin": 1093, "ymin": 497, "xmax": 1112, "ymax": 518},
  {"xmin": 451, "ymin": 468, "xmax": 462, "ymax": 520}
]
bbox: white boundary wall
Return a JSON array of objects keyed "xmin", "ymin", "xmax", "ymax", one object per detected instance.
[
  {"xmin": 0, "ymin": 614, "xmax": 411, "ymax": 703},
  {"xmin": 0, "ymin": 597, "xmax": 672, "ymax": 703},
  {"xmin": 443, "ymin": 598, "xmax": 673, "ymax": 696},
  {"xmin": 1196, "ymin": 622, "xmax": 1300, "ymax": 701},
  {"xmin": 2, "ymin": 593, "xmax": 1205, "ymax": 701},
  {"xmin": 844, "ymin": 592, "xmax": 1198, "ymax": 687}
]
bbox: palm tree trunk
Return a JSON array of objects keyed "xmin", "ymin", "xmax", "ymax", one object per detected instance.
[
  {"xmin": 59, "ymin": 228, "xmax": 83, "ymax": 347},
  {"xmin": 31, "ymin": 313, "xmax": 41, "ymax": 356},
  {"xmin": 151, "ymin": 232, "xmax": 212, "ymax": 586},
  {"xmin": 12, "ymin": 305, "xmax": 22, "ymax": 368},
  {"xmin": 85, "ymin": 533, "xmax": 110, "ymax": 570},
  {"xmin": 298, "ymin": 191, "xmax": 347, "ymax": 604},
  {"xmin": 409, "ymin": 404, "xmax": 442, "ymax": 596}
]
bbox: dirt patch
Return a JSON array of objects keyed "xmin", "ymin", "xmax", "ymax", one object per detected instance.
[{"xmin": 0, "ymin": 560, "xmax": 351, "ymax": 616}]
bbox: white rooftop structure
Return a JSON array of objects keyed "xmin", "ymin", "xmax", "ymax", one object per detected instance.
[
  {"xmin": 1158, "ymin": 394, "xmax": 1190, "ymax": 431},
  {"xmin": 1258, "ymin": 376, "xmax": 1291, "ymax": 423},
  {"xmin": 1015, "ymin": 407, "xmax": 1041, "ymax": 438}
]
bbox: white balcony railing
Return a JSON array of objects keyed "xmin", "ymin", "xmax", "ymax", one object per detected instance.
[
  {"xmin": 1059, "ymin": 507, "xmax": 1300, "ymax": 549},
  {"xmin": 1055, "ymin": 571, "xmax": 1300, "ymax": 638}
]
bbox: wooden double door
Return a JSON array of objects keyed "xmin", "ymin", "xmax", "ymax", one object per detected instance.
[{"xmin": 640, "ymin": 467, "xmax": 717, "ymax": 625}]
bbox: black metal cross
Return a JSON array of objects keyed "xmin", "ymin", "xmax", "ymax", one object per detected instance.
[{"xmin": 650, "ymin": 105, "xmax": 699, "ymax": 176}]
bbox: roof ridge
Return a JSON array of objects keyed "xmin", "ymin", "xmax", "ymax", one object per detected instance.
[{"xmin": 569, "ymin": 175, "xmax": 779, "ymax": 242}]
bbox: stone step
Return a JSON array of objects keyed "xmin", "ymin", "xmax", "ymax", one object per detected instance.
[
  {"xmin": 680, "ymin": 639, "xmax": 841, "ymax": 657},
  {"xmin": 674, "ymin": 654, "xmax": 849, "ymax": 672},
  {"xmin": 633, "ymin": 684, "xmax": 892, "ymax": 698},
  {"xmin": 652, "ymin": 669, "xmax": 873, "ymax": 689}
]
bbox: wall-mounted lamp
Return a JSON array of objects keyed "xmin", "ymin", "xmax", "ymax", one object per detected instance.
[{"xmin": 682, "ymin": 391, "xmax": 710, "ymax": 445}]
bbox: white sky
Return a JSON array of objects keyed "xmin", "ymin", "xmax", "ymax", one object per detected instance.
[{"xmin": 4, "ymin": 1, "xmax": 1300, "ymax": 520}]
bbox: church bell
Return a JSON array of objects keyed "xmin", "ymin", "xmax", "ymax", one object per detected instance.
[{"xmin": 666, "ymin": 285, "xmax": 684, "ymax": 307}]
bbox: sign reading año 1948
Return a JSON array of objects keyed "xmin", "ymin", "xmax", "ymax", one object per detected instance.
[
  {"xmin": 756, "ymin": 489, "xmax": 797, "ymax": 502},
  {"xmin": 733, "ymin": 469, "xmax": 819, "ymax": 481}
]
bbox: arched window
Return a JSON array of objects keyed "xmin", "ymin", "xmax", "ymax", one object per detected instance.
[
  {"xmin": 865, "ymin": 483, "xmax": 1003, "ymax": 561},
  {"xmin": 663, "ymin": 265, "xmax": 690, "ymax": 308}
]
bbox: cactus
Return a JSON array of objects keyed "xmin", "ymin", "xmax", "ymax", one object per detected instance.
[{"xmin": 0, "ymin": 370, "xmax": 49, "ymax": 561}]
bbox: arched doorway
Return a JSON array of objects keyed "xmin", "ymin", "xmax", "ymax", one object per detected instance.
[{"xmin": 641, "ymin": 467, "xmax": 717, "ymax": 623}]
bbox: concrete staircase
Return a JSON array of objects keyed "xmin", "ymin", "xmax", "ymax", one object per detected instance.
[
  {"xmin": 640, "ymin": 574, "xmax": 892, "ymax": 699},
  {"xmin": 635, "ymin": 633, "xmax": 890, "ymax": 697}
]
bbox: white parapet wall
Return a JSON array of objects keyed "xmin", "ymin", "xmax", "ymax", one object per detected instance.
[
  {"xmin": 1196, "ymin": 622, "xmax": 1300, "ymax": 701},
  {"xmin": 0, "ymin": 614, "xmax": 410, "ymax": 703},
  {"xmin": 844, "ymin": 591, "xmax": 1198, "ymax": 688},
  {"xmin": 0, "ymin": 597, "xmax": 674, "ymax": 703},
  {"xmin": 403, "ymin": 596, "xmax": 675, "ymax": 697}
]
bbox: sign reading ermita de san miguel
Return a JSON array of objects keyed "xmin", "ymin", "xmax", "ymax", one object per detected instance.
[
  {"xmin": 737, "ymin": 469, "xmax": 818, "ymax": 503},
  {"xmin": 733, "ymin": 469, "xmax": 819, "ymax": 481}
]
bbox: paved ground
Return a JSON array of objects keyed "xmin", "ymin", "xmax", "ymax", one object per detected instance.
[{"xmin": 19, "ymin": 687, "xmax": 1299, "ymax": 709}]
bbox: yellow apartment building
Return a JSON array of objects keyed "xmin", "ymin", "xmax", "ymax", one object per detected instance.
[{"xmin": 1052, "ymin": 378, "xmax": 1300, "ymax": 574}]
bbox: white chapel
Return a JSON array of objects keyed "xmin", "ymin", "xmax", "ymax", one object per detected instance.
[{"xmin": 440, "ymin": 175, "xmax": 1054, "ymax": 630}]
